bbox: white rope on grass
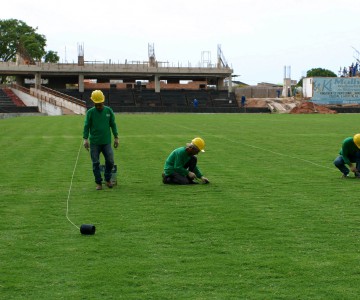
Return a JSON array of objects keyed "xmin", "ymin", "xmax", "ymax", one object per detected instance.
[
  {"xmin": 163, "ymin": 120, "xmax": 336, "ymax": 172},
  {"xmin": 66, "ymin": 140, "xmax": 83, "ymax": 230},
  {"xmin": 239, "ymin": 141, "xmax": 336, "ymax": 171}
]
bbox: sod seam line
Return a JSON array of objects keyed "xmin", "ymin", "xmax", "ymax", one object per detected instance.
[
  {"xmin": 239, "ymin": 141, "xmax": 336, "ymax": 171},
  {"xmin": 162, "ymin": 120, "xmax": 336, "ymax": 172}
]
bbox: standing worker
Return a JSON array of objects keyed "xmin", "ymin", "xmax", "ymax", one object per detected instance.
[
  {"xmin": 83, "ymin": 90, "xmax": 119, "ymax": 190},
  {"xmin": 241, "ymin": 95, "xmax": 246, "ymax": 107},
  {"xmin": 334, "ymin": 133, "xmax": 360, "ymax": 178},
  {"xmin": 162, "ymin": 137, "xmax": 210, "ymax": 185}
]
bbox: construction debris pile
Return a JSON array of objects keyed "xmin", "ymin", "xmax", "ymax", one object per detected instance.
[
  {"xmin": 245, "ymin": 98, "xmax": 337, "ymax": 114},
  {"xmin": 289, "ymin": 101, "xmax": 337, "ymax": 114}
]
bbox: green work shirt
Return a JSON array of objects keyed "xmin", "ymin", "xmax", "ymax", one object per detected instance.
[
  {"xmin": 164, "ymin": 146, "xmax": 203, "ymax": 178},
  {"xmin": 83, "ymin": 106, "xmax": 118, "ymax": 145},
  {"xmin": 339, "ymin": 137, "xmax": 359, "ymax": 164}
]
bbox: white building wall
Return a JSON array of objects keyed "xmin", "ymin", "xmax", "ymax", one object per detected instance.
[{"xmin": 302, "ymin": 78, "xmax": 313, "ymax": 98}]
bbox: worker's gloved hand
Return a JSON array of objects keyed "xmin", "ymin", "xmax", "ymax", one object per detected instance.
[
  {"xmin": 83, "ymin": 139, "xmax": 89, "ymax": 151},
  {"xmin": 188, "ymin": 171, "xmax": 196, "ymax": 179},
  {"xmin": 350, "ymin": 166, "xmax": 358, "ymax": 173},
  {"xmin": 201, "ymin": 176, "xmax": 210, "ymax": 184},
  {"xmin": 114, "ymin": 137, "xmax": 119, "ymax": 149}
]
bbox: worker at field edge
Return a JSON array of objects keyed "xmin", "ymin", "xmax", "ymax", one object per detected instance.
[
  {"xmin": 83, "ymin": 90, "xmax": 119, "ymax": 190},
  {"xmin": 162, "ymin": 137, "xmax": 210, "ymax": 184},
  {"xmin": 334, "ymin": 133, "xmax": 360, "ymax": 178}
]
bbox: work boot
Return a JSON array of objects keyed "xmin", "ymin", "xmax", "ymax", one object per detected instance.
[
  {"xmin": 96, "ymin": 184, "xmax": 103, "ymax": 190},
  {"xmin": 106, "ymin": 181, "xmax": 113, "ymax": 188},
  {"xmin": 162, "ymin": 173, "xmax": 172, "ymax": 184}
]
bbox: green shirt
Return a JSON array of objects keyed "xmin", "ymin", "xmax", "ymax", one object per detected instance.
[
  {"xmin": 83, "ymin": 106, "xmax": 118, "ymax": 145},
  {"xmin": 339, "ymin": 137, "xmax": 359, "ymax": 164},
  {"xmin": 164, "ymin": 146, "xmax": 203, "ymax": 178}
]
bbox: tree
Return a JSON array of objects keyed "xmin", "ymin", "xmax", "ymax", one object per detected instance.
[
  {"xmin": 0, "ymin": 19, "xmax": 47, "ymax": 62},
  {"xmin": 306, "ymin": 68, "xmax": 337, "ymax": 78},
  {"xmin": 297, "ymin": 68, "xmax": 337, "ymax": 86},
  {"xmin": 43, "ymin": 50, "xmax": 60, "ymax": 63}
]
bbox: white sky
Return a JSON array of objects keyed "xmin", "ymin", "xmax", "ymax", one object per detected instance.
[{"xmin": 2, "ymin": 0, "xmax": 360, "ymax": 85}]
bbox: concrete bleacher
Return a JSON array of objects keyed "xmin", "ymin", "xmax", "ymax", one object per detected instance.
[
  {"xmin": 185, "ymin": 90, "xmax": 213, "ymax": 107},
  {"xmin": 58, "ymin": 89, "xmax": 84, "ymax": 100},
  {"xmin": 0, "ymin": 87, "xmax": 270, "ymax": 115},
  {"xmin": 0, "ymin": 89, "xmax": 17, "ymax": 107},
  {"xmin": 0, "ymin": 88, "xmax": 39, "ymax": 113},
  {"xmin": 209, "ymin": 90, "xmax": 238, "ymax": 108},
  {"xmin": 55, "ymin": 88, "xmax": 270, "ymax": 113},
  {"xmin": 160, "ymin": 90, "xmax": 188, "ymax": 107},
  {"xmin": 0, "ymin": 106, "xmax": 39, "ymax": 113},
  {"xmin": 107, "ymin": 90, "xmax": 136, "ymax": 109},
  {"xmin": 58, "ymin": 88, "xmax": 235, "ymax": 110},
  {"xmin": 58, "ymin": 89, "xmax": 135, "ymax": 109},
  {"xmin": 133, "ymin": 89, "xmax": 161, "ymax": 107},
  {"xmin": 2, "ymin": 88, "xmax": 26, "ymax": 106}
]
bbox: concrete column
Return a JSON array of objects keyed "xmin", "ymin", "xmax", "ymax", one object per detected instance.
[
  {"xmin": 35, "ymin": 73, "xmax": 41, "ymax": 89},
  {"xmin": 228, "ymin": 76, "xmax": 232, "ymax": 94},
  {"xmin": 282, "ymin": 78, "xmax": 292, "ymax": 97},
  {"xmin": 217, "ymin": 78, "xmax": 224, "ymax": 90},
  {"xmin": 15, "ymin": 75, "xmax": 23, "ymax": 86},
  {"xmin": 155, "ymin": 75, "xmax": 160, "ymax": 93},
  {"xmin": 78, "ymin": 74, "xmax": 84, "ymax": 92}
]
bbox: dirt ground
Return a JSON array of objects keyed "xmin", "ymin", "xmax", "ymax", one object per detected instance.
[
  {"xmin": 289, "ymin": 101, "xmax": 337, "ymax": 114},
  {"xmin": 245, "ymin": 98, "xmax": 338, "ymax": 114}
]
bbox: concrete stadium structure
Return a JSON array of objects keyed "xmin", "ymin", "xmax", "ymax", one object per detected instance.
[
  {"xmin": 0, "ymin": 46, "xmax": 269, "ymax": 115},
  {"xmin": 0, "ymin": 60, "xmax": 233, "ymax": 93}
]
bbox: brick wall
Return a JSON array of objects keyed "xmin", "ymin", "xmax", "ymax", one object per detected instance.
[
  {"xmin": 235, "ymin": 87, "xmax": 282, "ymax": 98},
  {"xmin": 84, "ymin": 81, "xmax": 208, "ymax": 90}
]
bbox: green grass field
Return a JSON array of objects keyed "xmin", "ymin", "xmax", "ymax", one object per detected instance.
[{"xmin": 1, "ymin": 113, "xmax": 360, "ymax": 299}]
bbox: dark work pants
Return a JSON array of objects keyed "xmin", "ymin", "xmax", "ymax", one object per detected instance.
[
  {"xmin": 334, "ymin": 152, "xmax": 360, "ymax": 176},
  {"xmin": 90, "ymin": 143, "xmax": 114, "ymax": 184},
  {"xmin": 163, "ymin": 156, "xmax": 197, "ymax": 185}
]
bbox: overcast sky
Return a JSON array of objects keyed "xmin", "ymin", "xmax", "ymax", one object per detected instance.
[{"xmin": 2, "ymin": 0, "xmax": 360, "ymax": 85}]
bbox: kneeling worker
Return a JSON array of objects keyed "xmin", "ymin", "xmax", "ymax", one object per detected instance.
[
  {"xmin": 162, "ymin": 137, "xmax": 210, "ymax": 184},
  {"xmin": 334, "ymin": 133, "xmax": 360, "ymax": 178}
]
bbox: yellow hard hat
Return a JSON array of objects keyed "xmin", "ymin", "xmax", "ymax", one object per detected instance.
[
  {"xmin": 191, "ymin": 137, "xmax": 205, "ymax": 152},
  {"xmin": 354, "ymin": 134, "xmax": 360, "ymax": 148},
  {"xmin": 90, "ymin": 90, "xmax": 105, "ymax": 103}
]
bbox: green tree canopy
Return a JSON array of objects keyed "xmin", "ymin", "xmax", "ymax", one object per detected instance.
[
  {"xmin": 44, "ymin": 50, "xmax": 60, "ymax": 63},
  {"xmin": 306, "ymin": 68, "xmax": 337, "ymax": 78},
  {"xmin": 0, "ymin": 19, "xmax": 47, "ymax": 62},
  {"xmin": 297, "ymin": 68, "xmax": 337, "ymax": 86}
]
